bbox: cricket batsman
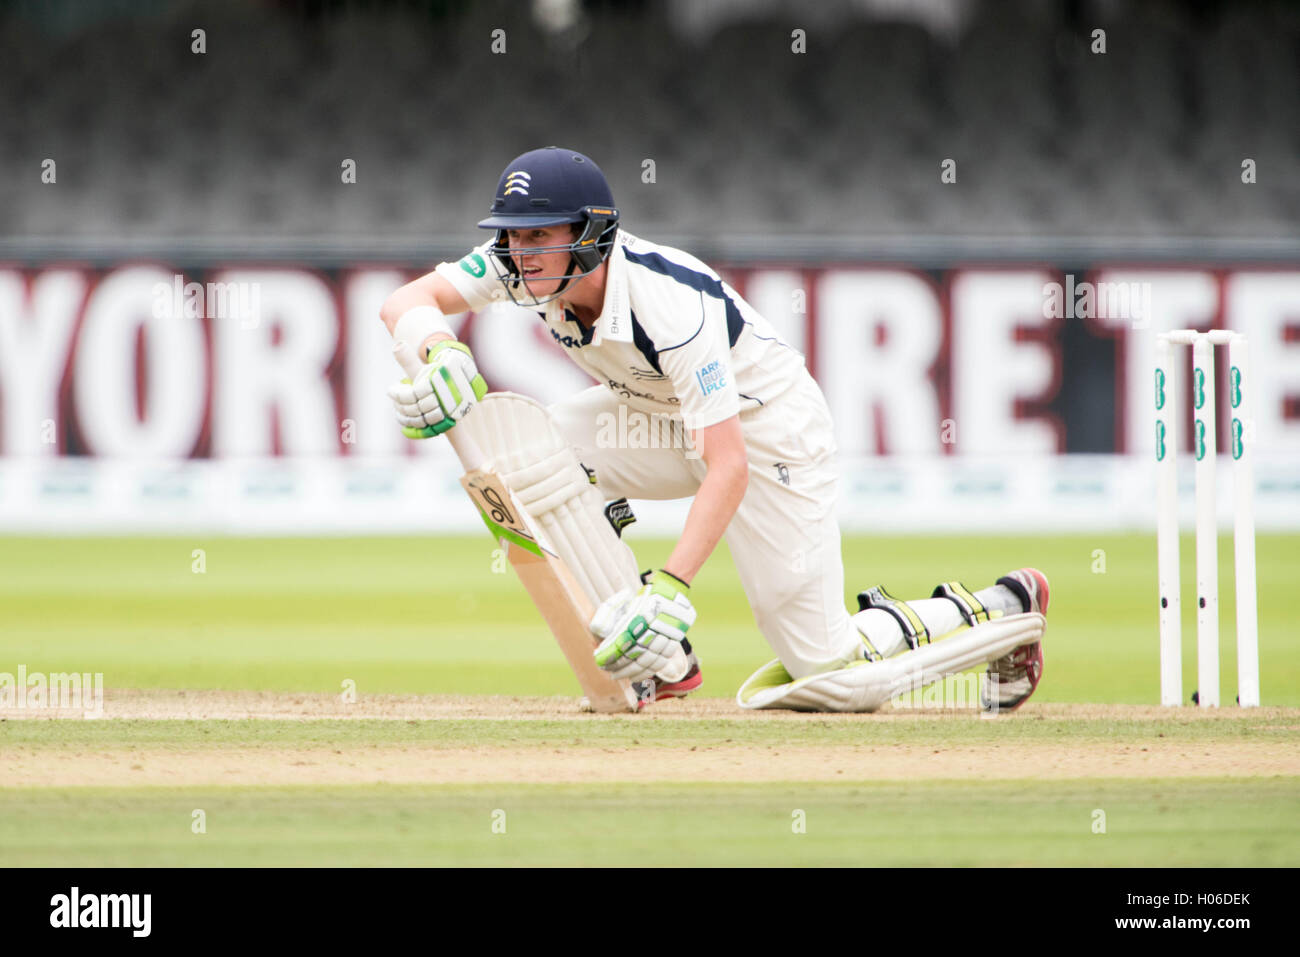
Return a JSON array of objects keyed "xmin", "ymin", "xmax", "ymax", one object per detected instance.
[{"xmin": 381, "ymin": 146, "xmax": 1048, "ymax": 713}]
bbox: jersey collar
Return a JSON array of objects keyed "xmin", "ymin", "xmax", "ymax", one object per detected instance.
[
  {"xmin": 543, "ymin": 235, "xmax": 633, "ymax": 346},
  {"xmin": 591, "ymin": 240, "xmax": 633, "ymax": 346}
]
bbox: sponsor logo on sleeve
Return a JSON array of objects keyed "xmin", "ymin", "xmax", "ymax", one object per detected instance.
[
  {"xmin": 694, "ymin": 360, "xmax": 728, "ymax": 397},
  {"xmin": 459, "ymin": 253, "xmax": 487, "ymax": 278}
]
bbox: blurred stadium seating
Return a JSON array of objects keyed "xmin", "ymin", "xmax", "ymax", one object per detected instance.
[
  {"xmin": 2, "ymin": 0, "xmax": 1298, "ymax": 535},
  {"xmin": 2, "ymin": 0, "xmax": 1298, "ymax": 257}
]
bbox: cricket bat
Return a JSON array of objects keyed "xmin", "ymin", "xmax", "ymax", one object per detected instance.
[{"xmin": 394, "ymin": 341, "xmax": 638, "ymax": 713}]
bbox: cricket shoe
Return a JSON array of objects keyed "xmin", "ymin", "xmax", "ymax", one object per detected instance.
[
  {"xmin": 982, "ymin": 568, "xmax": 1049, "ymax": 714},
  {"xmin": 635, "ymin": 654, "xmax": 703, "ymax": 710}
]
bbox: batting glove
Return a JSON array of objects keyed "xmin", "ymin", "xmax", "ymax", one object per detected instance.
[
  {"xmin": 388, "ymin": 340, "xmax": 488, "ymax": 438},
  {"xmin": 591, "ymin": 570, "xmax": 696, "ymax": 684}
]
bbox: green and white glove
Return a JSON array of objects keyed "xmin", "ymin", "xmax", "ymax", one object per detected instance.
[
  {"xmin": 591, "ymin": 570, "xmax": 696, "ymax": 683},
  {"xmin": 387, "ymin": 340, "xmax": 488, "ymax": 438}
]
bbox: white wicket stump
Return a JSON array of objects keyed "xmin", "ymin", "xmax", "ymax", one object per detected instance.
[
  {"xmin": 1192, "ymin": 333, "xmax": 1219, "ymax": 706},
  {"xmin": 1155, "ymin": 330, "xmax": 1260, "ymax": 708},
  {"xmin": 1154, "ymin": 335, "xmax": 1181, "ymax": 705},
  {"xmin": 1229, "ymin": 336, "xmax": 1260, "ymax": 707}
]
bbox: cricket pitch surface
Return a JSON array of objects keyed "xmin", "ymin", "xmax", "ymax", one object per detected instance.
[{"xmin": 5, "ymin": 691, "xmax": 1298, "ymax": 787}]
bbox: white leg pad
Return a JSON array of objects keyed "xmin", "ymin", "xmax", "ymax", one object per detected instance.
[
  {"xmin": 737, "ymin": 613, "xmax": 1046, "ymax": 712},
  {"xmin": 457, "ymin": 393, "xmax": 643, "ymax": 604}
]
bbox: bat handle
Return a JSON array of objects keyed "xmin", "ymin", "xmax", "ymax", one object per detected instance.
[{"xmin": 392, "ymin": 340, "xmax": 486, "ymax": 471}]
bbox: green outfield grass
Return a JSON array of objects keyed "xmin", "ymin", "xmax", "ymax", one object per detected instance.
[
  {"xmin": 0, "ymin": 533, "xmax": 1296, "ymax": 705},
  {"xmin": 4, "ymin": 713, "xmax": 1297, "ymax": 866},
  {"xmin": 4, "ymin": 529, "xmax": 1297, "ymax": 868},
  {"xmin": 2, "ymin": 779, "xmax": 1295, "ymax": 867}
]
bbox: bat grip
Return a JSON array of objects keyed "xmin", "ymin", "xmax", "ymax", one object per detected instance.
[{"xmin": 392, "ymin": 340, "xmax": 486, "ymax": 471}]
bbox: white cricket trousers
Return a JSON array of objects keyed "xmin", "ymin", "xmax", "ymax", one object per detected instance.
[{"xmin": 549, "ymin": 372, "xmax": 864, "ymax": 678}]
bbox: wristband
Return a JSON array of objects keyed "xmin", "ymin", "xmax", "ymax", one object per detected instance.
[
  {"xmin": 394, "ymin": 306, "xmax": 452, "ymax": 359},
  {"xmin": 654, "ymin": 568, "xmax": 691, "ymax": 591}
]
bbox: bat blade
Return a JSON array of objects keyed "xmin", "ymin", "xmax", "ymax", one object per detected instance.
[
  {"xmin": 393, "ymin": 339, "xmax": 637, "ymax": 712},
  {"xmin": 460, "ymin": 469, "xmax": 638, "ymax": 713}
]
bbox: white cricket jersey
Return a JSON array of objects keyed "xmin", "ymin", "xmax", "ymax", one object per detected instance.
[{"xmin": 435, "ymin": 230, "xmax": 807, "ymax": 431}]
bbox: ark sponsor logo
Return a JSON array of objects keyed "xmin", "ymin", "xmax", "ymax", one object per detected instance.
[{"xmin": 694, "ymin": 360, "xmax": 727, "ymax": 397}]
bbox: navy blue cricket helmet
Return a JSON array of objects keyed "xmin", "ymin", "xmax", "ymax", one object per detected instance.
[{"xmin": 477, "ymin": 146, "xmax": 620, "ymax": 306}]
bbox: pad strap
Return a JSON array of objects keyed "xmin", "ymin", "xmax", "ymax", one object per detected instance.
[
  {"xmin": 604, "ymin": 498, "xmax": 636, "ymax": 538},
  {"xmin": 931, "ymin": 581, "xmax": 991, "ymax": 626},
  {"xmin": 856, "ymin": 585, "xmax": 930, "ymax": 651}
]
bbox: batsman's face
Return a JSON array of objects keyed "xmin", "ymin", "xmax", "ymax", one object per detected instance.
[{"xmin": 506, "ymin": 225, "xmax": 576, "ymax": 296}]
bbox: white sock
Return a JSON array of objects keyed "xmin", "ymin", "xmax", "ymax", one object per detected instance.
[{"xmin": 979, "ymin": 583, "xmax": 1027, "ymax": 615}]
